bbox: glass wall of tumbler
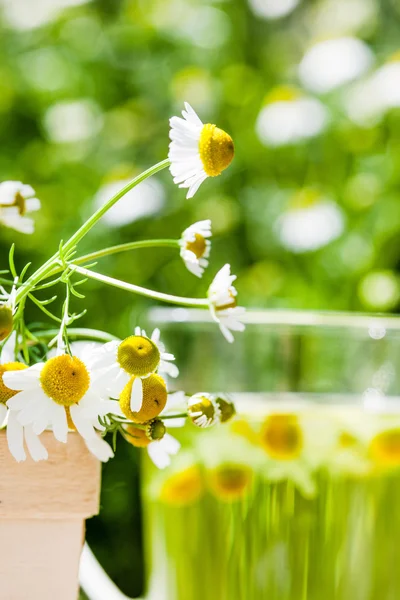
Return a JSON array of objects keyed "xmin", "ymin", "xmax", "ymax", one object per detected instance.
[{"xmin": 142, "ymin": 308, "xmax": 400, "ymax": 600}]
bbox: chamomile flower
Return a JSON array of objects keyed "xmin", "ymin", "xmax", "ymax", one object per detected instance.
[
  {"xmin": 91, "ymin": 328, "xmax": 178, "ymax": 414},
  {"xmin": 179, "ymin": 219, "xmax": 212, "ymax": 278},
  {"xmin": 4, "ymin": 347, "xmax": 116, "ymax": 462},
  {"xmin": 0, "ymin": 333, "xmax": 48, "ymax": 461},
  {"xmin": 0, "ymin": 181, "xmax": 41, "ymax": 234},
  {"xmin": 169, "ymin": 102, "xmax": 234, "ymax": 199},
  {"xmin": 208, "ymin": 264, "xmax": 246, "ymax": 343}
]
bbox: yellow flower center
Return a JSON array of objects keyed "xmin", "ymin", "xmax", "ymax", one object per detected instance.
[
  {"xmin": 160, "ymin": 466, "xmax": 203, "ymax": 506},
  {"xmin": 216, "ymin": 292, "xmax": 237, "ymax": 311},
  {"xmin": 260, "ymin": 414, "xmax": 303, "ymax": 460},
  {"xmin": 40, "ymin": 355, "xmax": 90, "ymax": 406},
  {"xmin": 208, "ymin": 463, "xmax": 252, "ymax": 501},
  {"xmin": 14, "ymin": 191, "xmax": 26, "ymax": 216},
  {"xmin": 0, "ymin": 362, "xmax": 27, "ymax": 403},
  {"xmin": 370, "ymin": 428, "xmax": 400, "ymax": 467},
  {"xmin": 117, "ymin": 335, "xmax": 160, "ymax": 377},
  {"xmin": 119, "ymin": 374, "xmax": 167, "ymax": 422},
  {"xmin": 0, "ymin": 306, "xmax": 13, "ymax": 342},
  {"xmin": 185, "ymin": 234, "xmax": 207, "ymax": 259},
  {"xmin": 199, "ymin": 123, "xmax": 234, "ymax": 177}
]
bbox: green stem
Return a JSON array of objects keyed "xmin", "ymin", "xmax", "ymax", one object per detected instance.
[
  {"xmin": 71, "ymin": 265, "xmax": 210, "ymax": 308},
  {"xmin": 73, "ymin": 239, "xmax": 179, "ymax": 266},
  {"xmin": 14, "ymin": 159, "xmax": 171, "ymax": 304}
]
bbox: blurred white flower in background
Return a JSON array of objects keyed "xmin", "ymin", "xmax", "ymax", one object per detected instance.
[
  {"xmin": 93, "ymin": 178, "xmax": 165, "ymax": 228},
  {"xmin": 345, "ymin": 56, "xmax": 400, "ymax": 125},
  {"xmin": 248, "ymin": 0, "xmax": 300, "ymax": 20},
  {"xmin": 299, "ymin": 37, "xmax": 373, "ymax": 93},
  {"xmin": 150, "ymin": 1, "xmax": 230, "ymax": 50},
  {"xmin": 309, "ymin": 0, "xmax": 377, "ymax": 37},
  {"xmin": 275, "ymin": 190, "xmax": 344, "ymax": 253},
  {"xmin": 0, "ymin": 181, "xmax": 41, "ymax": 235},
  {"xmin": 43, "ymin": 100, "xmax": 103, "ymax": 144},
  {"xmin": 256, "ymin": 90, "xmax": 328, "ymax": 147},
  {"xmin": 1, "ymin": 0, "xmax": 89, "ymax": 30}
]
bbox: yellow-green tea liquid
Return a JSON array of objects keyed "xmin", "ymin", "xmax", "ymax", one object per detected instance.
[{"xmin": 143, "ymin": 397, "xmax": 400, "ymax": 600}]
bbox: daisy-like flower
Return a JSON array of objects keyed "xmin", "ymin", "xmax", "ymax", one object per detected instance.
[
  {"xmin": 208, "ymin": 264, "xmax": 246, "ymax": 343},
  {"xmin": 4, "ymin": 344, "xmax": 117, "ymax": 462},
  {"xmin": 179, "ymin": 220, "xmax": 212, "ymax": 278},
  {"xmin": 0, "ymin": 333, "xmax": 48, "ymax": 461},
  {"xmin": 169, "ymin": 102, "xmax": 234, "ymax": 199},
  {"xmin": 90, "ymin": 328, "xmax": 178, "ymax": 414},
  {"xmin": 0, "ymin": 181, "xmax": 41, "ymax": 234}
]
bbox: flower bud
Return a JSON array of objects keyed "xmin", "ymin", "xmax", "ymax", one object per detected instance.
[
  {"xmin": 187, "ymin": 393, "xmax": 220, "ymax": 428},
  {"xmin": 125, "ymin": 418, "xmax": 167, "ymax": 448},
  {"xmin": 0, "ymin": 305, "xmax": 13, "ymax": 341},
  {"xmin": 214, "ymin": 395, "xmax": 236, "ymax": 423}
]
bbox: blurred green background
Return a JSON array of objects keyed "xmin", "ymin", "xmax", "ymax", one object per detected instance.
[{"xmin": 1, "ymin": 0, "xmax": 400, "ymax": 596}]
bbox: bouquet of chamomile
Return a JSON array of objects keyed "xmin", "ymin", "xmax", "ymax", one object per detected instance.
[{"xmin": 0, "ymin": 103, "xmax": 245, "ymax": 468}]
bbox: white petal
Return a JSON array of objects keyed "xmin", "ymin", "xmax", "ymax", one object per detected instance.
[
  {"xmin": 25, "ymin": 198, "xmax": 41, "ymax": 213},
  {"xmin": 163, "ymin": 433, "xmax": 181, "ymax": 454},
  {"xmin": 219, "ymin": 323, "xmax": 234, "ymax": 343},
  {"xmin": 50, "ymin": 404, "xmax": 68, "ymax": 443},
  {"xmin": 147, "ymin": 443, "xmax": 170, "ymax": 469},
  {"xmin": 85, "ymin": 435, "xmax": 114, "ymax": 462},
  {"xmin": 6, "ymin": 411, "xmax": 26, "ymax": 462},
  {"xmin": 0, "ymin": 332, "xmax": 16, "ymax": 364},
  {"xmin": 166, "ymin": 417, "xmax": 186, "ymax": 428},
  {"xmin": 163, "ymin": 391, "xmax": 187, "ymax": 411},
  {"xmin": 24, "ymin": 427, "xmax": 48, "ymax": 461},
  {"xmin": 6, "ymin": 390, "xmax": 35, "ymax": 411},
  {"xmin": 159, "ymin": 360, "xmax": 179, "ymax": 379},
  {"xmin": 151, "ymin": 328, "xmax": 160, "ymax": 344},
  {"xmin": 70, "ymin": 404, "xmax": 96, "ymax": 440},
  {"xmin": 16, "ymin": 393, "xmax": 47, "ymax": 426},
  {"xmin": 0, "ymin": 403, "xmax": 7, "ymax": 425},
  {"xmin": 3, "ymin": 364, "xmax": 42, "ymax": 391},
  {"xmin": 130, "ymin": 377, "xmax": 143, "ymax": 412},
  {"xmin": 1, "ymin": 215, "xmax": 34, "ymax": 234},
  {"xmin": 30, "ymin": 396, "xmax": 52, "ymax": 434}
]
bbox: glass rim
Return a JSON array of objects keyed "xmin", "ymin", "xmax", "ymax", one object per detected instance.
[{"xmin": 148, "ymin": 307, "xmax": 400, "ymax": 331}]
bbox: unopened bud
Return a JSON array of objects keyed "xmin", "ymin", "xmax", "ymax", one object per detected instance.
[{"xmin": 0, "ymin": 306, "xmax": 13, "ymax": 341}]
